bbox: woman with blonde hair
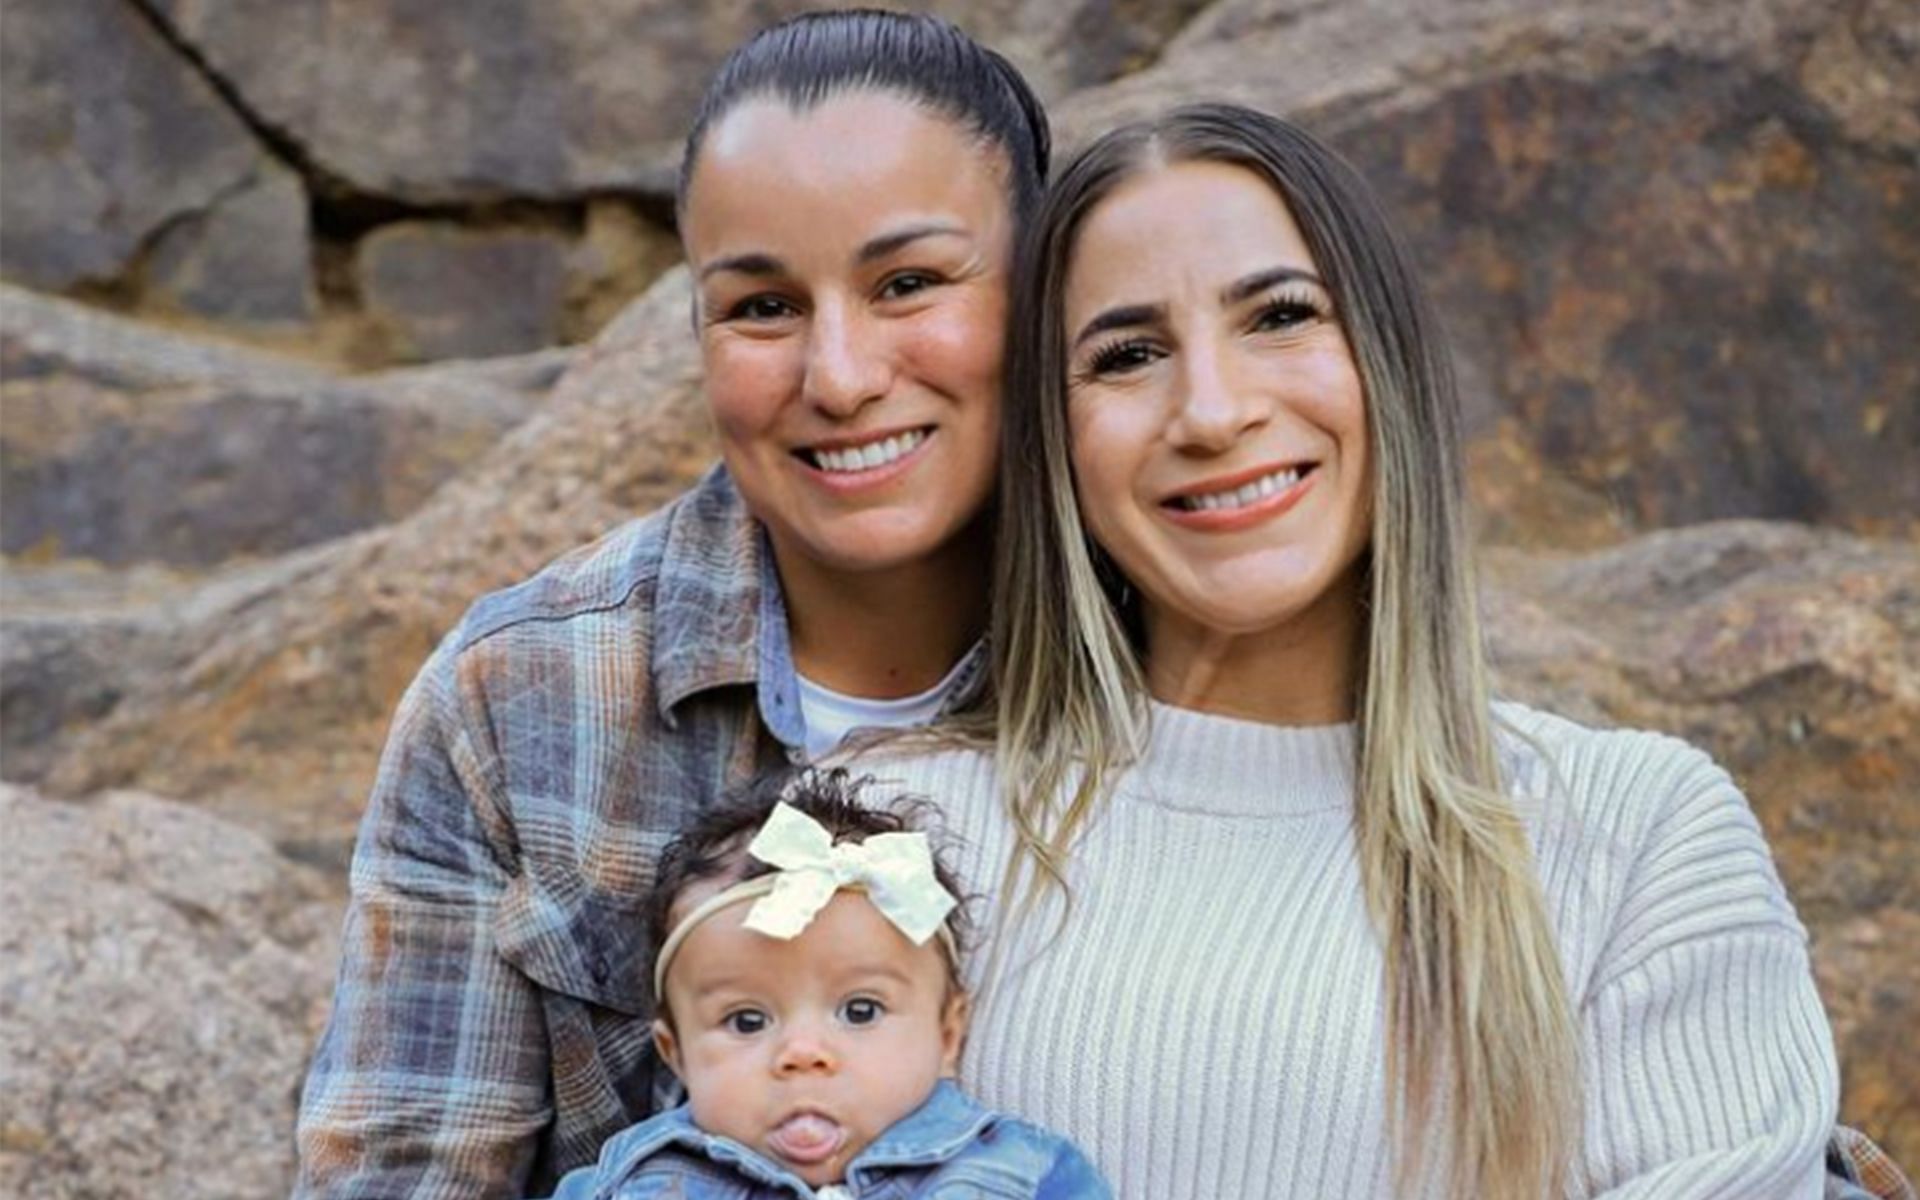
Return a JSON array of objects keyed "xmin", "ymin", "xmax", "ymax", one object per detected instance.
[{"xmin": 868, "ymin": 103, "xmax": 1839, "ymax": 1197}]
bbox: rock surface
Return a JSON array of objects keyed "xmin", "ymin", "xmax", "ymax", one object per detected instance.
[
  {"xmin": 6, "ymin": 268, "xmax": 710, "ymax": 850},
  {"xmin": 133, "ymin": 0, "xmax": 1209, "ymax": 204},
  {"xmin": 357, "ymin": 222, "xmax": 573, "ymax": 361},
  {"xmin": 144, "ymin": 159, "xmax": 317, "ymax": 324},
  {"xmin": 0, "ymin": 0, "xmax": 312, "ymax": 321},
  {"xmin": 0, "ymin": 286, "xmax": 555, "ymax": 566},
  {"xmin": 0, "ymin": 785, "xmax": 342, "ymax": 1200}
]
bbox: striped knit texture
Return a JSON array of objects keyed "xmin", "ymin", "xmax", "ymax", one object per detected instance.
[{"xmin": 859, "ymin": 701, "xmax": 1839, "ymax": 1199}]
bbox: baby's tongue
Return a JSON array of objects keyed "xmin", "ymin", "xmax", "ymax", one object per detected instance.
[{"xmin": 768, "ymin": 1113, "xmax": 848, "ymax": 1166}]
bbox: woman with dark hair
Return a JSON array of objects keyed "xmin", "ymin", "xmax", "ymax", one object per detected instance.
[
  {"xmin": 294, "ymin": 12, "xmax": 1047, "ymax": 1197},
  {"xmin": 870, "ymin": 103, "xmax": 1839, "ymax": 1197}
]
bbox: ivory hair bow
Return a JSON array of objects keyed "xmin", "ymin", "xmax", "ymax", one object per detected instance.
[{"xmin": 742, "ymin": 802, "xmax": 958, "ymax": 945}]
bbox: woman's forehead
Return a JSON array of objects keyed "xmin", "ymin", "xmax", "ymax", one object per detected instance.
[
  {"xmin": 682, "ymin": 92, "xmax": 1011, "ymax": 263},
  {"xmin": 1065, "ymin": 161, "xmax": 1316, "ymax": 313}
]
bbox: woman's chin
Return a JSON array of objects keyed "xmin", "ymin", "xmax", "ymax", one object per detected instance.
[{"xmin": 1147, "ymin": 589, "xmax": 1322, "ymax": 640}]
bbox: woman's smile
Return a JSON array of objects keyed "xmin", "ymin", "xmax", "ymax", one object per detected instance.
[
  {"xmin": 793, "ymin": 425, "xmax": 939, "ymax": 493},
  {"xmin": 1159, "ymin": 460, "xmax": 1319, "ymax": 530}
]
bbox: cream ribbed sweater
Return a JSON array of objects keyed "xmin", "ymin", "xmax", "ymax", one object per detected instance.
[{"xmin": 859, "ymin": 701, "xmax": 1838, "ymax": 1199}]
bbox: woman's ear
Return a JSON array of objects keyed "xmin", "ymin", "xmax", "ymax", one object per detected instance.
[
  {"xmin": 938, "ymin": 991, "xmax": 972, "ymax": 1077},
  {"xmin": 653, "ymin": 1018, "xmax": 684, "ymax": 1078}
]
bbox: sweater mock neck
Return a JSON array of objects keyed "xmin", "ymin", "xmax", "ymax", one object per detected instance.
[{"xmin": 1132, "ymin": 699, "xmax": 1356, "ymax": 818}]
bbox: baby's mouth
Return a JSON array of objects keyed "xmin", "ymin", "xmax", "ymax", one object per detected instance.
[{"xmin": 767, "ymin": 1111, "xmax": 848, "ymax": 1167}]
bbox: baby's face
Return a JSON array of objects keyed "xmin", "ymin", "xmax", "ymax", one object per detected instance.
[{"xmin": 655, "ymin": 886, "xmax": 968, "ymax": 1187}]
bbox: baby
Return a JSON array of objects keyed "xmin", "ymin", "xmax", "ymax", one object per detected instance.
[{"xmin": 544, "ymin": 769, "xmax": 1108, "ymax": 1199}]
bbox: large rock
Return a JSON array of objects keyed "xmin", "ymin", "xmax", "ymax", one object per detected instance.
[
  {"xmin": 0, "ymin": 0, "xmax": 312, "ymax": 323},
  {"xmin": 145, "ymin": 158, "xmax": 317, "ymax": 324},
  {"xmin": 992, "ymin": 0, "xmax": 1219, "ymax": 96},
  {"xmin": 0, "ymin": 287, "xmax": 555, "ymax": 566},
  {"xmin": 10, "ymin": 267, "xmax": 712, "ymax": 850},
  {"xmin": 1058, "ymin": 0, "xmax": 1920, "ymax": 537},
  {"xmin": 357, "ymin": 222, "xmax": 573, "ymax": 361},
  {"xmin": 0, "ymin": 785, "xmax": 342, "ymax": 1200},
  {"xmin": 135, "ymin": 0, "xmax": 1213, "ymax": 204}
]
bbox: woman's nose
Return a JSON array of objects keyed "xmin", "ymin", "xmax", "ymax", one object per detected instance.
[
  {"xmin": 803, "ymin": 300, "xmax": 891, "ymax": 419},
  {"xmin": 1169, "ymin": 338, "xmax": 1264, "ymax": 452}
]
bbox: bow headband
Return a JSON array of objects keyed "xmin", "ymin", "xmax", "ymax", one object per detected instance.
[{"xmin": 653, "ymin": 802, "xmax": 960, "ymax": 1001}]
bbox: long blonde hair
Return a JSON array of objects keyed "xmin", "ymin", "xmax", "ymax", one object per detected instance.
[{"xmin": 991, "ymin": 103, "xmax": 1580, "ymax": 1198}]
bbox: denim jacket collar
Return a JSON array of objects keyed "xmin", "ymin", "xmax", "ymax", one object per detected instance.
[
  {"xmin": 594, "ymin": 1080, "xmax": 992, "ymax": 1198},
  {"xmin": 842, "ymin": 1079, "xmax": 995, "ymax": 1182}
]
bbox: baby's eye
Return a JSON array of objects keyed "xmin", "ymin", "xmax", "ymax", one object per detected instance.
[
  {"xmin": 724, "ymin": 1009, "xmax": 770, "ymax": 1035},
  {"xmin": 1085, "ymin": 338, "xmax": 1162, "ymax": 378},
  {"xmin": 840, "ymin": 998, "xmax": 885, "ymax": 1026},
  {"xmin": 878, "ymin": 271, "xmax": 941, "ymax": 301}
]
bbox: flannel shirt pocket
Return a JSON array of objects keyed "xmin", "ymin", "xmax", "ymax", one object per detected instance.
[{"xmin": 497, "ymin": 872, "xmax": 654, "ymax": 1016}]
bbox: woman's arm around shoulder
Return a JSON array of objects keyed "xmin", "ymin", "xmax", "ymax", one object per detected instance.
[{"xmin": 1573, "ymin": 728, "xmax": 1839, "ymax": 1199}]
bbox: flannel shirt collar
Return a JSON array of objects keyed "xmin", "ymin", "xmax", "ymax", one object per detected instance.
[
  {"xmin": 648, "ymin": 462, "xmax": 990, "ymax": 751},
  {"xmin": 651, "ymin": 464, "xmax": 770, "ymax": 724}
]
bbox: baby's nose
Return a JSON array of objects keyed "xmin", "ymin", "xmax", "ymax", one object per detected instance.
[{"xmin": 774, "ymin": 1024, "xmax": 840, "ymax": 1075}]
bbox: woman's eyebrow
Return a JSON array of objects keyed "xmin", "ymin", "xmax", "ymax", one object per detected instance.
[
  {"xmin": 1222, "ymin": 265, "xmax": 1324, "ymax": 306},
  {"xmin": 1073, "ymin": 302, "xmax": 1165, "ymax": 350},
  {"xmin": 698, "ymin": 251, "xmax": 784, "ymax": 281},
  {"xmin": 856, "ymin": 222, "xmax": 969, "ymax": 264},
  {"xmin": 697, "ymin": 224, "xmax": 968, "ymax": 281}
]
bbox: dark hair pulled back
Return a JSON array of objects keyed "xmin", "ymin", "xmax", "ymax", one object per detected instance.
[{"xmin": 678, "ymin": 9, "xmax": 1049, "ymax": 223}]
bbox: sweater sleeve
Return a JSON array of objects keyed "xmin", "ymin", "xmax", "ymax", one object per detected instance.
[{"xmin": 1574, "ymin": 736, "xmax": 1839, "ymax": 1200}]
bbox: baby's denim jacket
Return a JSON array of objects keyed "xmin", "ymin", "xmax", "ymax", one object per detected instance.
[{"xmin": 540, "ymin": 1079, "xmax": 1109, "ymax": 1199}]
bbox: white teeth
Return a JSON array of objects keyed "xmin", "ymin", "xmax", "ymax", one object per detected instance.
[
  {"xmin": 810, "ymin": 429, "xmax": 927, "ymax": 473},
  {"xmin": 1177, "ymin": 466, "xmax": 1303, "ymax": 512}
]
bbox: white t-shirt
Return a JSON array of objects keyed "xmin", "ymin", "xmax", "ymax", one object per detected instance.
[{"xmin": 795, "ymin": 653, "xmax": 974, "ymax": 761}]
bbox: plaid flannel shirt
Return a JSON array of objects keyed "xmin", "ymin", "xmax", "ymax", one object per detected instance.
[
  {"xmin": 1829, "ymin": 1126, "xmax": 1917, "ymax": 1200},
  {"xmin": 294, "ymin": 465, "xmax": 983, "ymax": 1199}
]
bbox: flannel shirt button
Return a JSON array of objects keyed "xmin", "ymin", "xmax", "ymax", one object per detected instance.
[{"xmin": 589, "ymin": 953, "xmax": 610, "ymax": 984}]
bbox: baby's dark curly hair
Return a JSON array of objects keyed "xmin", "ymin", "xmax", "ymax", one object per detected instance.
[{"xmin": 647, "ymin": 767, "xmax": 974, "ymax": 1024}]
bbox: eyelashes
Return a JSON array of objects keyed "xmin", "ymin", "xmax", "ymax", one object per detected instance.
[
  {"xmin": 1076, "ymin": 285, "xmax": 1331, "ymax": 381},
  {"xmin": 1084, "ymin": 337, "xmax": 1159, "ymax": 377},
  {"xmin": 1250, "ymin": 286, "xmax": 1326, "ymax": 332}
]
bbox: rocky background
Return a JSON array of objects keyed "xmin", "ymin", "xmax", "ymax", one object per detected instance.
[{"xmin": 2, "ymin": 0, "xmax": 1914, "ymax": 1195}]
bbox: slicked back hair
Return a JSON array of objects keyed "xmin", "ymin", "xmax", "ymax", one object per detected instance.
[{"xmin": 677, "ymin": 9, "xmax": 1049, "ymax": 225}]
